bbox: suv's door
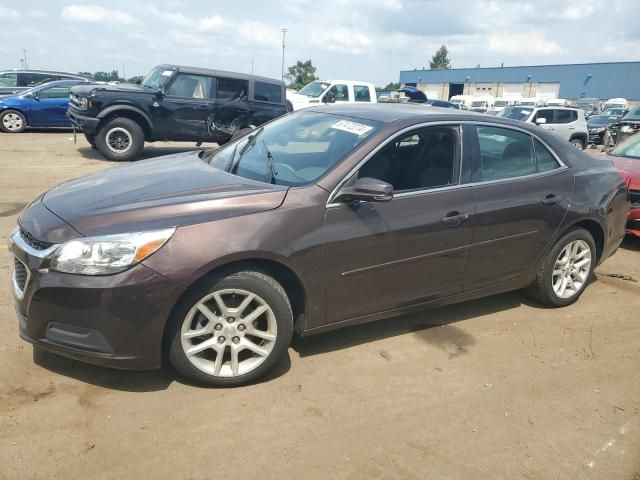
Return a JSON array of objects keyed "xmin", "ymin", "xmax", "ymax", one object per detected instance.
[
  {"xmin": 323, "ymin": 124, "xmax": 475, "ymax": 324},
  {"xmin": 30, "ymin": 85, "xmax": 73, "ymax": 126},
  {"xmin": 465, "ymin": 124, "xmax": 574, "ymax": 290},
  {"xmin": 249, "ymin": 80, "xmax": 285, "ymax": 127},
  {"xmin": 553, "ymin": 109, "xmax": 579, "ymax": 142},
  {"xmin": 160, "ymin": 72, "xmax": 215, "ymax": 140},
  {"xmin": 207, "ymin": 76, "xmax": 250, "ymax": 142}
]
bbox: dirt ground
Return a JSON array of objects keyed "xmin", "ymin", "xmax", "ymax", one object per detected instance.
[{"xmin": 1, "ymin": 130, "xmax": 639, "ymax": 480}]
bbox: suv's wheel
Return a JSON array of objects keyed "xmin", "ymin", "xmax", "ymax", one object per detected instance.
[
  {"xmin": 0, "ymin": 110, "xmax": 27, "ymax": 133},
  {"xmin": 230, "ymin": 127, "xmax": 253, "ymax": 141},
  {"xmin": 169, "ymin": 270, "xmax": 293, "ymax": 387},
  {"xmin": 526, "ymin": 228, "xmax": 595, "ymax": 307},
  {"xmin": 95, "ymin": 117, "xmax": 144, "ymax": 161},
  {"xmin": 570, "ymin": 137, "xmax": 585, "ymax": 150}
]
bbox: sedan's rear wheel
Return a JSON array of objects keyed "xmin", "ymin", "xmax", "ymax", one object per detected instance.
[
  {"xmin": 0, "ymin": 110, "xmax": 27, "ymax": 133},
  {"xmin": 169, "ymin": 270, "xmax": 293, "ymax": 387},
  {"xmin": 526, "ymin": 228, "xmax": 595, "ymax": 307}
]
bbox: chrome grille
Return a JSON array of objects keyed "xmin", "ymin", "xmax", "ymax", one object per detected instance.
[
  {"xmin": 19, "ymin": 227, "xmax": 53, "ymax": 251},
  {"xmin": 69, "ymin": 93, "xmax": 85, "ymax": 109},
  {"xmin": 12, "ymin": 257, "xmax": 29, "ymax": 299}
]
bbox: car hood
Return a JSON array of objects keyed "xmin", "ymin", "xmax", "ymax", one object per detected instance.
[
  {"xmin": 604, "ymin": 153, "xmax": 640, "ymax": 190},
  {"xmin": 70, "ymin": 82, "xmax": 151, "ymax": 96},
  {"xmin": 41, "ymin": 151, "xmax": 288, "ymax": 237},
  {"xmin": 287, "ymin": 92, "xmax": 317, "ymax": 104}
]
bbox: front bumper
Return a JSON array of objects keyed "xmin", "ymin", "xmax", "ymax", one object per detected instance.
[
  {"xmin": 588, "ymin": 131, "xmax": 606, "ymax": 144},
  {"xmin": 9, "ymin": 227, "xmax": 186, "ymax": 370},
  {"xmin": 67, "ymin": 109, "xmax": 100, "ymax": 134}
]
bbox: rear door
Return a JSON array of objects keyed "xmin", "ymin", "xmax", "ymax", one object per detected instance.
[
  {"xmin": 248, "ymin": 80, "xmax": 284, "ymax": 127},
  {"xmin": 208, "ymin": 76, "xmax": 250, "ymax": 141},
  {"xmin": 465, "ymin": 124, "xmax": 574, "ymax": 290},
  {"xmin": 553, "ymin": 109, "xmax": 579, "ymax": 142},
  {"xmin": 161, "ymin": 72, "xmax": 215, "ymax": 140}
]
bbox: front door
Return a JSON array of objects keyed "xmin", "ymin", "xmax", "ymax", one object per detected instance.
[
  {"xmin": 31, "ymin": 85, "xmax": 72, "ymax": 126},
  {"xmin": 323, "ymin": 124, "xmax": 475, "ymax": 324},
  {"xmin": 465, "ymin": 124, "xmax": 574, "ymax": 290}
]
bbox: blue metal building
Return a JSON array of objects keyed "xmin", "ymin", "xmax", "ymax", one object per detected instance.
[{"xmin": 399, "ymin": 61, "xmax": 640, "ymax": 101}]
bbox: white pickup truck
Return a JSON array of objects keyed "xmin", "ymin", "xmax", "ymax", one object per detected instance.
[{"xmin": 287, "ymin": 80, "xmax": 377, "ymax": 111}]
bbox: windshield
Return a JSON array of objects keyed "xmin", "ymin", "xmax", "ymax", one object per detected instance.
[
  {"xmin": 297, "ymin": 81, "xmax": 331, "ymax": 98},
  {"xmin": 497, "ymin": 107, "xmax": 533, "ymax": 121},
  {"xmin": 588, "ymin": 116, "xmax": 616, "ymax": 126},
  {"xmin": 623, "ymin": 107, "xmax": 640, "ymax": 121},
  {"xmin": 205, "ymin": 111, "xmax": 381, "ymax": 186},
  {"xmin": 142, "ymin": 66, "xmax": 175, "ymax": 89},
  {"xmin": 471, "ymin": 101, "xmax": 487, "ymax": 108},
  {"xmin": 450, "ymin": 98, "xmax": 463, "ymax": 104},
  {"xmin": 611, "ymin": 134, "xmax": 640, "ymax": 159}
]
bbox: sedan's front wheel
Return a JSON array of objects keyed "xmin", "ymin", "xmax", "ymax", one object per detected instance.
[
  {"xmin": 0, "ymin": 110, "xmax": 27, "ymax": 133},
  {"xmin": 526, "ymin": 228, "xmax": 595, "ymax": 307},
  {"xmin": 169, "ymin": 270, "xmax": 293, "ymax": 387}
]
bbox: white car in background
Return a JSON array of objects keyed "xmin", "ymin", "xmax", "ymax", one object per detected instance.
[
  {"xmin": 450, "ymin": 95, "xmax": 474, "ymax": 109},
  {"xmin": 518, "ymin": 98, "xmax": 546, "ymax": 107},
  {"xmin": 602, "ymin": 97, "xmax": 628, "ymax": 111},
  {"xmin": 545, "ymin": 98, "xmax": 571, "ymax": 107},
  {"xmin": 498, "ymin": 106, "xmax": 589, "ymax": 149},
  {"xmin": 286, "ymin": 80, "xmax": 377, "ymax": 111},
  {"xmin": 493, "ymin": 98, "xmax": 519, "ymax": 112}
]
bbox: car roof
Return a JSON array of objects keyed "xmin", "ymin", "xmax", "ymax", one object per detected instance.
[
  {"xmin": 0, "ymin": 69, "xmax": 92, "ymax": 78},
  {"xmin": 158, "ymin": 64, "xmax": 284, "ymax": 85}
]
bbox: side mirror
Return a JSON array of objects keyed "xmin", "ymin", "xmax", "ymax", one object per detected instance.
[
  {"xmin": 156, "ymin": 87, "xmax": 165, "ymax": 97},
  {"xmin": 335, "ymin": 177, "xmax": 393, "ymax": 204},
  {"xmin": 323, "ymin": 91, "xmax": 336, "ymax": 104},
  {"xmin": 24, "ymin": 92, "xmax": 37, "ymax": 100},
  {"xmin": 135, "ymin": 79, "xmax": 142, "ymax": 85},
  {"xmin": 535, "ymin": 117, "xmax": 547, "ymax": 125}
]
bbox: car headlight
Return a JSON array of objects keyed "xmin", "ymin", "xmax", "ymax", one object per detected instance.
[
  {"xmin": 50, "ymin": 228, "xmax": 175, "ymax": 275},
  {"xmin": 71, "ymin": 95, "xmax": 89, "ymax": 110}
]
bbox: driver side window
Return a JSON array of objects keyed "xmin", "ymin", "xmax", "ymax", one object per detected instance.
[{"xmin": 356, "ymin": 126, "xmax": 460, "ymax": 192}]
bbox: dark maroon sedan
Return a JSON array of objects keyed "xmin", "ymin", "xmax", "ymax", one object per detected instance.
[{"xmin": 9, "ymin": 105, "xmax": 630, "ymax": 386}]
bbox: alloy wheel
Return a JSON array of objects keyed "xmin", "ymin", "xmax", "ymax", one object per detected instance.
[
  {"xmin": 551, "ymin": 239, "xmax": 591, "ymax": 299},
  {"xmin": 180, "ymin": 289, "xmax": 278, "ymax": 377},
  {"xmin": 2, "ymin": 113, "xmax": 23, "ymax": 131},
  {"xmin": 105, "ymin": 127, "xmax": 133, "ymax": 153}
]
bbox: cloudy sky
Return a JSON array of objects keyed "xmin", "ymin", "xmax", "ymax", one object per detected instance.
[{"xmin": 0, "ymin": 0, "xmax": 638, "ymax": 86}]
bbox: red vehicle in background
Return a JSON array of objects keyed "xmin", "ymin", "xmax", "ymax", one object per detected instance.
[{"xmin": 601, "ymin": 134, "xmax": 640, "ymax": 237}]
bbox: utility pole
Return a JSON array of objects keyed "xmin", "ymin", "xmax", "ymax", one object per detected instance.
[
  {"xmin": 251, "ymin": 59, "xmax": 254, "ymax": 75},
  {"xmin": 22, "ymin": 50, "xmax": 28, "ymax": 69},
  {"xmin": 281, "ymin": 28, "xmax": 287, "ymax": 81},
  {"xmin": 122, "ymin": 64, "xmax": 126, "ymax": 80}
]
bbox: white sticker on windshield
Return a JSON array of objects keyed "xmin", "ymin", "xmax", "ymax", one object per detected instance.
[
  {"xmin": 331, "ymin": 120, "xmax": 373, "ymax": 136},
  {"xmin": 161, "ymin": 70, "xmax": 174, "ymax": 76}
]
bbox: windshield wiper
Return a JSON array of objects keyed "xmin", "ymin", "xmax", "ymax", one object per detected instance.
[
  {"xmin": 262, "ymin": 141, "xmax": 278, "ymax": 185},
  {"xmin": 229, "ymin": 127, "xmax": 264, "ymax": 175}
]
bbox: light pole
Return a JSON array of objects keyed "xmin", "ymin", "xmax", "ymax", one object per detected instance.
[
  {"xmin": 281, "ymin": 28, "xmax": 287, "ymax": 81},
  {"xmin": 22, "ymin": 49, "xmax": 28, "ymax": 69}
]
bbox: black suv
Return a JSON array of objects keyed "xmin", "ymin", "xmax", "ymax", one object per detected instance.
[{"xmin": 67, "ymin": 65, "xmax": 289, "ymax": 161}]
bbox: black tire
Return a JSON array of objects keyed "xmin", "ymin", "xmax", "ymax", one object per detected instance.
[
  {"xmin": 0, "ymin": 109, "xmax": 27, "ymax": 133},
  {"xmin": 95, "ymin": 117, "xmax": 144, "ymax": 161},
  {"xmin": 230, "ymin": 127, "xmax": 254, "ymax": 141},
  {"xmin": 84, "ymin": 132, "xmax": 96, "ymax": 149},
  {"xmin": 168, "ymin": 269, "xmax": 293, "ymax": 387},
  {"xmin": 569, "ymin": 137, "xmax": 585, "ymax": 150},
  {"xmin": 525, "ymin": 228, "xmax": 596, "ymax": 308}
]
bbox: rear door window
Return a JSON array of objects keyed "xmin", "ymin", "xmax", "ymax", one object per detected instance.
[
  {"xmin": 555, "ymin": 109, "xmax": 577, "ymax": 124},
  {"xmin": 38, "ymin": 86, "xmax": 71, "ymax": 99},
  {"xmin": 476, "ymin": 126, "xmax": 536, "ymax": 181},
  {"xmin": 534, "ymin": 139, "xmax": 561, "ymax": 172},
  {"xmin": 217, "ymin": 77, "xmax": 249, "ymax": 102},
  {"xmin": 253, "ymin": 81, "xmax": 282, "ymax": 103},
  {"xmin": 353, "ymin": 85, "xmax": 371, "ymax": 102},
  {"xmin": 328, "ymin": 84, "xmax": 350, "ymax": 102},
  {"xmin": 167, "ymin": 73, "xmax": 214, "ymax": 99},
  {"xmin": 19, "ymin": 73, "xmax": 54, "ymax": 87},
  {"xmin": 533, "ymin": 109, "xmax": 554, "ymax": 124}
]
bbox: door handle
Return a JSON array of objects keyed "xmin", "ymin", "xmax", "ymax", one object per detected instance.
[
  {"xmin": 542, "ymin": 194, "xmax": 562, "ymax": 205},
  {"xmin": 441, "ymin": 211, "xmax": 469, "ymax": 227},
  {"xmin": 568, "ymin": 126, "xmax": 576, "ymax": 130}
]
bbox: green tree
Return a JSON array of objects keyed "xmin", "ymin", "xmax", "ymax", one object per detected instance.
[
  {"xmin": 285, "ymin": 59, "xmax": 319, "ymax": 91},
  {"xmin": 383, "ymin": 82, "xmax": 400, "ymax": 91},
  {"xmin": 429, "ymin": 45, "xmax": 451, "ymax": 70}
]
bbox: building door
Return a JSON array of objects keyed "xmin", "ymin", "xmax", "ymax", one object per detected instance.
[
  {"xmin": 537, "ymin": 83, "xmax": 560, "ymax": 99},
  {"xmin": 449, "ymin": 83, "xmax": 464, "ymax": 99}
]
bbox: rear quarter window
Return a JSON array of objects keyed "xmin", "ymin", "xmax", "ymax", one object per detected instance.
[
  {"xmin": 353, "ymin": 85, "xmax": 371, "ymax": 102},
  {"xmin": 253, "ymin": 81, "xmax": 282, "ymax": 104}
]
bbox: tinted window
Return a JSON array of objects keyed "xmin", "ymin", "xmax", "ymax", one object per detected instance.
[
  {"xmin": 253, "ymin": 81, "xmax": 282, "ymax": 103},
  {"xmin": 217, "ymin": 77, "xmax": 248, "ymax": 101},
  {"xmin": 0, "ymin": 73, "xmax": 17, "ymax": 87},
  {"xmin": 534, "ymin": 139, "xmax": 560, "ymax": 172},
  {"xmin": 38, "ymin": 87, "xmax": 70, "ymax": 99},
  {"xmin": 353, "ymin": 85, "xmax": 371, "ymax": 102},
  {"xmin": 477, "ymin": 126, "xmax": 536, "ymax": 181},
  {"xmin": 19, "ymin": 73, "xmax": 54, "ymax": 87},
  {"xmin": 555, "ymin": 109, "xmax": 577, "ymax": 124},
  {"xmin": 534, "ymin": 109, "xmax": 554, "ymax": 123},
  {"xmin": 328, "ymin": 84, "xmax": 349, "ymax": 102},
  {"xmin": 167, "ymin": 73, "xmax": 214, "ymax": 98},
  {"xmin": 358, "ymin": 126, "xmax": 459, "ymax": 192}
]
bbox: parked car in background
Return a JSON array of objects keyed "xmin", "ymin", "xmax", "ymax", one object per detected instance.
[
  {"xmin": 602, "ymin": 98, "xmax": 628, "ymax": 111},
  {"xmin": 0, "ymin": 80, "xmax": 86, "ymax": 133},
  {"xmin": 0, "ymin": 70, "xmax": 92, "ymax": 96},
  {"xmin": 576, "ymin": 98, "xmax": 601, "ymax": 118},
  {"xmin": 493, "ymin": 98, "xmax": 518, "ymax": 112},
  {"xmin": 286, "ymin": 80, "xmax": 377, "ymax": 111},
  {"xmin": 587, "ymin": 114, "xmax": 623, "ymax": 146},
  {"xmin": 597, "ymin": 133, "xmax": 640, "ymax": 237},
  {"xmin": 604, "ymin": 106, "xmax": 640, "ymax": 147},
  {"xmin": 602, "ymin": 108, "xmax": 628, "ymax": 117},
  {"xmin": 10, "ymin": 104, "xmax": 629, "ymax": 386},
  {"xmin": 398, "ymin": 87, "xmax": 459, "ymax": 109},
  {"xmin": 470, "ymin": 96, "xmax": 495, "ymax": 112},
  {"xmin": 497, "ymin": 106, "xmax": 589, "ymax": 149},
  {"xmin": 518, "ymin": 98, "xmax": 546, "ymax": 107},
  {"xmin": 67, "ymin": 65, "xmax": 288, "ymax": 161},
  {"xmin": 545, "ymin": 99, "xmax": 571, "ymax": 107},
  {"xmin": 450, "ymin": 95, "xmax": 473, "ymax": 109}
]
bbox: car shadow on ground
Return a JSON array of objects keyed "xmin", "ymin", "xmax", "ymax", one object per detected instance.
[
  {"xmin": 292, "ymin": 290, "xmax": 542, "ymax": 358},
  {"xmin": 32, "ymin": 345, "xmax": 291, "ymax": 392}
]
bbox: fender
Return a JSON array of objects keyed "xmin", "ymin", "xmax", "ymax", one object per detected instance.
[{"xmin": 97, "ymin": 104, "xmax": 153, "ymax": 130}]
